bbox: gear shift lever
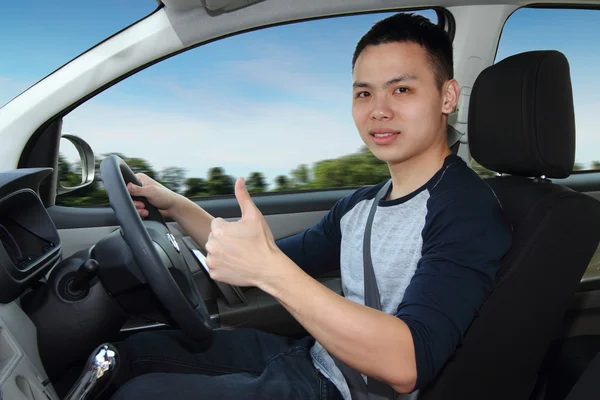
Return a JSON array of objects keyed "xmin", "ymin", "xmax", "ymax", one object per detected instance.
[{"xmin": 63, "ymin": 343, "xmax": 119, "ymax": 400}]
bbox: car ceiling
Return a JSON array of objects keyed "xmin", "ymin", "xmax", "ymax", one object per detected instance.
[
  {"xmin": 159, "ymin": 0, "xmax": 600, "ymax": 48},
  {"xmin": 160, "ymin": 0, "xmax": 600, "ymax": 13}
]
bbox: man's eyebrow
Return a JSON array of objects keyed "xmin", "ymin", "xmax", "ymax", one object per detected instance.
[
  {"xmin": 385, "ymin": 74, "xmax": 418, "ymax": 86},
  {"xmin": 352, "ymin": 81, "xmax": 371, "ymax": 89},
  {"xmin": 352, "ymin": 74, "xmax": 418, "ymax": 89}
]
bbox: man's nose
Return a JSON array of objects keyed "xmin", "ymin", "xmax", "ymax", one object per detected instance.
[{"xmin": 370, "ymin": 98, "xmax": 393, "ymax": 121}]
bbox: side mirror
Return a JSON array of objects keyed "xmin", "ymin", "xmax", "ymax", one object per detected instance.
[{"xmin": 57, "ymin": 134, "xmax": 96, "ymax": 195}]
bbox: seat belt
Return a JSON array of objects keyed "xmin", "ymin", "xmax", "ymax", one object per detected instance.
[{"xmin": 331, "ymin": 180, "xmax": 400, "ymax": 400}]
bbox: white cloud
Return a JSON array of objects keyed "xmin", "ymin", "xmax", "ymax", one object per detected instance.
[
  {"xmin": 214, "ymin": 42, "xmax": 351, "ymax": 102},
  {"xmin": 59, "ymin": 48, "xmax": 361, "ymax": 186},
  {"xmin": 62, "ymin": 92, "xmax": 363, "ymax": 186},
  {"xmin": 126, "ymin": 39, "xmax": 351, "ymax": 109},
  {"xmin": 60, "ymin": 79, "xmax": 600, "ymax": 184},
  {"xmin": 30, "ymin": 33, "xmax": 600, "ymax": 186},
  {"xmin": 221, "ymin": 57, "xmax": 349, "ymax": 103}
]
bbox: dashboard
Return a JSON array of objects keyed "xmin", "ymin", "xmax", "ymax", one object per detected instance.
[
  {"xmin": 0, "ymin": 168, "xmax": 61, "ymax": 304},
  {"xmin": 0, "ymin": 168, "xmax": 61, "ymax": 400}
]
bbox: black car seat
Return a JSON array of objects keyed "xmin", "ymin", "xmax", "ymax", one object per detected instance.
[
  {"xmin": 564, "ymin": 348, "xmax": 600, "ymax": 399},
  {"xmin": 418, "ymin": 50, "xmax": 600, "ymax": 400},
  {"xmin": 538, "ymin": 335, "xmax": 600, "ymax": 399}
]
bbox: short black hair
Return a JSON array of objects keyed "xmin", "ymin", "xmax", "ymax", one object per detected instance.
[{"xmin": 352, "ymin": 13, "xmax": 453, "ymax": 90}]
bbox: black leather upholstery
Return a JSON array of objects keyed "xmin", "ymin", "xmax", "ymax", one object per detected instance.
[
  {"xmin": 565, "ymin": 345, "xmax": 600, "ymax": 400},
  {"xmin": 469, "ymin": 51, "xmax": 576, "ymax": 179},
  {"xmin": 419, "ymin": 51, "xmax": 600, "ymax": 400},
  {"xmin": 539, "ymin": 335, "xmax": 600, "ymax": 400}
]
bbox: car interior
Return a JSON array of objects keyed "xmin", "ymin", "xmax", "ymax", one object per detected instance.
[{"xmin": 1, "ymin": 0, "xmax": 600, "ymax": 399}]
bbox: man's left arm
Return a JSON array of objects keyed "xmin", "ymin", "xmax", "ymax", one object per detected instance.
[
  {"xmin": 395, "ymin": 189, "xmax": 512, "ymax": 390},
  {"xmin": 206, "ymin": 178, "xmax": 512, "ymax": 394},
  {"xmin": 259, "ymin": 255, "xmax": 420, "ymax": 393}
]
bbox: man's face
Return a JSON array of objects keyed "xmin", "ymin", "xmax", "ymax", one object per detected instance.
[{"xmin": 352, "ymin": 41, "xmax": 453, "ymax": 165}]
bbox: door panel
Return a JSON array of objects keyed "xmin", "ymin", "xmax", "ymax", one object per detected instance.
[
  {"xmin": 215, "ymin": 277, "xmax": 342, "ymax": 337},
  {"xmin": 56, "ymin": 210, "xmax": 329, "ymax": 259},
  {"xmin": 49, "ymin": 188, "xmax": 354, "ymax": 229}
]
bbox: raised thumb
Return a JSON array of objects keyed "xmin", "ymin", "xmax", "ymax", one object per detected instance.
[{"xmin": 235, "ymin": 177, "xmax": 259, "ymax": 219}]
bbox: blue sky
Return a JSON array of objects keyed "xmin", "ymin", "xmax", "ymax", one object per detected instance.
[
  {"xmin": 496, "ymin": 9, "xmax": 600, "ymax": 163},
  {"xmin": 0, "ymin": 3, "xmax": 598, "ymax": 186},
  {"xmin": 0, "ymin": 1, "xmax": 156, "ymax": 89}
]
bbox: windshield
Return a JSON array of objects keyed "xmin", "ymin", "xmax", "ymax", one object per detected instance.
[{"xmin": 0, "ymin": 0, "xmax": 156, "ymax": 107}]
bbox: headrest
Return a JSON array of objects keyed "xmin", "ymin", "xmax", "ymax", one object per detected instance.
[{"xmin": 468, "ymin": 51, "xmax": 575, "ymax": 179}]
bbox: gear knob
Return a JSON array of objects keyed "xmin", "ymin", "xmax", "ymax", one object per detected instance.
[{"xmin": 63, "ymin": 343, "xmax": 119, "ymax": 400}]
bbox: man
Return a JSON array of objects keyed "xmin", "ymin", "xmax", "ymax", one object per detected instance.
[{"xmin": 112, "ymin": 12, "xmax": 512, "ymax": 400}]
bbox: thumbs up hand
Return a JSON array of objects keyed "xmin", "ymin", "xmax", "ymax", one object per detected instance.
[{"xmin": 205, "ymin": 177, "xmax": 283, "ymax": 287}]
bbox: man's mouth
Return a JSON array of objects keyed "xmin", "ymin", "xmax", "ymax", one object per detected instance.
[
  {"xmin": 372, "ymin": 132, "xmax": 397, "ymax": 137},
  {"xmin": 369, "ymin": 129, "xmax": 400, "ymax": 145},
  {"xmin": 369, "ymin": 128, "xmax": 400, "ymax": 137}
]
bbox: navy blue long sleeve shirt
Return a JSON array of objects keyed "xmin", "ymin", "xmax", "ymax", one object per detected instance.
[{"xmin": 276, "ymin": 154, "xmax": 513, "ymax": 397}]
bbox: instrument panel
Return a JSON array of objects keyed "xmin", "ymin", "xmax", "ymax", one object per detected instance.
[{"xmin": 0, "ymin": 168, "xmax": 61, "ymax": 303}]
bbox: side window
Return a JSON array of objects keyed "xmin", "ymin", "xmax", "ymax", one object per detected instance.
[
  {"xmin": 57, "ymin": 10, "xmax": 440, "ymax": 207},
  {"xmin": 472, "ymin": 7, "xmax": 600, "ymax": 176}
]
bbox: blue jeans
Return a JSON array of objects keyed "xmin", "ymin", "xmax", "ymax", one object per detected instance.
[{"xmin": 110, "ymin": 328, "xmax": 342, "ymax": 400}]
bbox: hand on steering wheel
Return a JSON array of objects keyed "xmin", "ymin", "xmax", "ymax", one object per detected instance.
[
  {"xmin": 100, "ymin": 155, "xmax": 213, "ymax": 342},
  {"xmin": 126, "ymin": 173, "xmax": 181, "ymax": 219}
]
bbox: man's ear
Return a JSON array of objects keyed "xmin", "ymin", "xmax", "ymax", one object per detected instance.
[{"xmin": 441, "ymin": 79, "xmax": 459, "ymax": 115}]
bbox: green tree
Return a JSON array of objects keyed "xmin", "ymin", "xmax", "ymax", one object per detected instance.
[
  {"xmin": 207, "ymin": 167, "xmax": 235, "ymax": 195},
  {"xmin": 126, "ymin": 157, "xmax": 157, "ymax": 179},
  {"xmin": 56, "ymin": 160, "xmax": 107, "ymax": 206},
  {"xmin": 290, "ymin": 164, "xmax": 312, "ymax": 188},
  {"xmin": 58, "ymin": 153, "xmax": 71, "ymax": 179},
  {"xmin": 184, "ymin": 178, "xmax": 208, "ymax": 198},
  {"xmin": 101, "ymin": 153, "xmax": 157, "ymax": 179},
  {"xmin": 591, "ymin": 161, "xmax": 600, "ymax": 170},
  {"xmin": 274, "ymin": 175, "xmax": 291, "ymax": 191},
  {"xmin": 312, "ymin": 159, "xmax": 346, "ymax": 188},
  {"xmin": 57, "ymin": 153, "xmax": 156, "ymax": 207},
  {"xmin": 356, "ymin": 145, "xmax": 390, "ymax": 182},
  {"xmin": 160, "ymin": 167, "xmax": 186, "ymax": 193},
  {"xmin": 311, "ymin": 146, "xmax": 389, "ymax": 188},
  {"xmin": 88, "ymin": 189, "xmax": 109, "ymax": 205},
  {"xmin": 58, "ymin": 154, "xmax": 81, "ymax": 187},
  {"xmin": 246, "ymin": 172, "xmax": 268, "ymax": 193}
]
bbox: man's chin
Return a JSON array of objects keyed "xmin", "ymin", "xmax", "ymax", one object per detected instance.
[{"xmin": 369, "ymin": 146, "xmax": 409, "ymax": 165}]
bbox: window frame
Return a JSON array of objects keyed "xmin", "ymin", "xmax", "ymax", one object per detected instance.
[{"xmin": 21, "ymin": 7, "xmax": 455, "ymax": 206}]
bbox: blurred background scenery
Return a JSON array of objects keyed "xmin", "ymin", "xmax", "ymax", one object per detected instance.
[{"xmin": 1, "ymin": 3, "xmax": 598, "ymax": 206}]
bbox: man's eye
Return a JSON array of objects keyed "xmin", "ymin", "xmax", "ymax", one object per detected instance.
[
  {"xmin": 356, "ymin": 91, "xmax": 370, "ymax": 98},
  {"xmin": 395, "ymin": 87, "xmax": 409, "ymax": 94}
]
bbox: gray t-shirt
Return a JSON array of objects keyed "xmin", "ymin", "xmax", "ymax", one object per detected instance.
[{"xmin": 276, "ymin": 154, "xmax": 512, "ymax": 398}]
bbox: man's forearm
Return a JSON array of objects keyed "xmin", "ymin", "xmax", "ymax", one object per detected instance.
[
  {"xmin": 171, "ymin": 195, "xmax": 214, "ymax": 249},
  {"xmin": 259, "ymin": 253, "xmax": 417, "ymax": 393}
]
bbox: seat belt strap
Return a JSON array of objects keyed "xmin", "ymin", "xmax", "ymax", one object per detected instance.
[
  {"xmin": 331, "ymin": 180, "xmax": 397, "ymax": 400},
  {"xmin": 362, "ymin": 181, "xmax": 390, "ymax": 311}
]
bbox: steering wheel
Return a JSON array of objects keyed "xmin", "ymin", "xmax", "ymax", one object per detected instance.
[{"xmin": 100, "ymin": 155, "xmax": 213, "ymax": 341}]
